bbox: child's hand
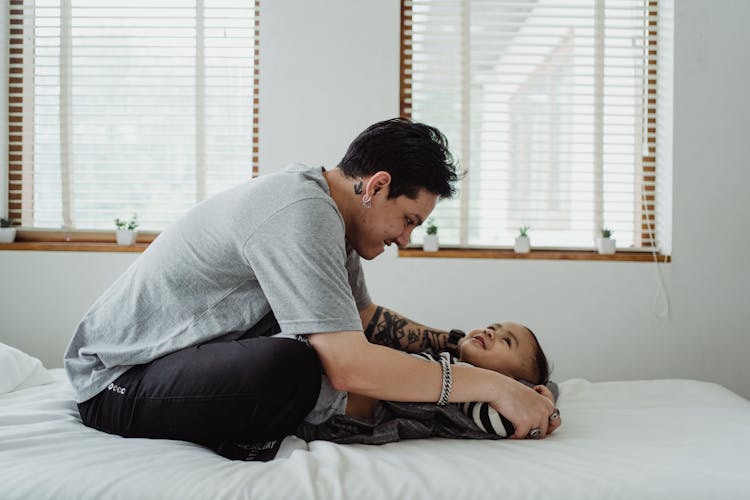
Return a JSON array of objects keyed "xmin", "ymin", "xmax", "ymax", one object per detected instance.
[
  {"xmin": 533, "ymin": 384, "xmax": 554, "ymax": 402},
  {"xmin": 533, "ymin": 385, "xmax": 561, "ymax": 435}
]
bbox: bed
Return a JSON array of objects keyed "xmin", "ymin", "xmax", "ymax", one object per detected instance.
[{"xmin": 2, "ymin": 342, "xmax": 749, "ymax": 500}]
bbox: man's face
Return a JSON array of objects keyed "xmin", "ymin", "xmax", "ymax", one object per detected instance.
[{"xmin": 351, "ymin": 187, "xmax": 438, "ymax": 260}]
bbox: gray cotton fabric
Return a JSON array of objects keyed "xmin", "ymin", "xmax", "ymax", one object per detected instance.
[
  {"xmin": 296, "ymin": 382, "xmax": 560, "ymax": 448},
  {"xmin": 64, "ymin": 164, "xmax": 370, "ymax": 404},
  {"xmin": 296, "ymin": 400, "xmax": 503, "ymax": 445}
]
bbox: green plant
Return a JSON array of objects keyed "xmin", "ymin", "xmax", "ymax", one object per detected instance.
[
  {"xmin": 426, "ymin": 218, "xmax": 438, "ymax": 236},
  {"xmin": 601, "ymin": 228, "xmax": 613, "ymax": 239},
  {"xmin": 114, "ymin": 213, "xmax": 139, "ymax": 231},
  {"xmin": 0, "ymin": 217, "xmax": 13, "ymax": 228},
  {"xmin": 518, "ymin": 226, "xmax": 530, "ymax": 237}
]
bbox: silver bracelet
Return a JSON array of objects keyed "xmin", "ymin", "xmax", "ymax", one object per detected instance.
[{"xmin": 437, "ymin": 352, "xmax": 452, "ymax": 406}]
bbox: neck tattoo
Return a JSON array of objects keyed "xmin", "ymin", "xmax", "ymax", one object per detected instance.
[{"xmin": 353, "ymin": 180, "xmax": 364, "ymax": 195}]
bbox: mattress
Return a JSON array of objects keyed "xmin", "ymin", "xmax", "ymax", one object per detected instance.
[{"xmin": 2, "ymin": 368, "xmax": 750, "ymax": 500}]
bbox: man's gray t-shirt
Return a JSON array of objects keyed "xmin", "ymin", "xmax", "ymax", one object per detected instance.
[{"xmin": 64, "ymin": 164, "xmax": 370, "ymax": 404}]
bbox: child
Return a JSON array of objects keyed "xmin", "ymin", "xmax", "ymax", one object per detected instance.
[
  {"xmin": 412, "ymin": 321, "xmax": 555, "ymax": 437},
  {"xmin": 308, "ymin": 321, "xmax": 556, "ymax": 438}
]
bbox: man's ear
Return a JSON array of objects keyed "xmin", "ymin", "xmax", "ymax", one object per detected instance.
[{"xmin": 365, "ymin": 171, "xmax": 391, "ymax": 197}]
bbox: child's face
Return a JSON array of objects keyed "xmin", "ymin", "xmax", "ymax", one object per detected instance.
[{"xmin": 458, "ymin": 322, "xmax": 538, "ymax": 382}]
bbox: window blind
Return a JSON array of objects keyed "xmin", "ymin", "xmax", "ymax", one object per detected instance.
[
  {"xmin": 402, "ymin": 0, "xmax": 665, "ymax": 251},
  {"xmin": 8, "ymin": 0, "xmax": 259, "ymax": 231}
]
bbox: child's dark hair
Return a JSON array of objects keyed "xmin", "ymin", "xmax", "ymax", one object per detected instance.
[
  {"xmin": 338, "ymin": 118, "xmax": 460, "ymax": 200},
  {"xmin": 525, "ymin": 326, "xmax": 551, "ymax": 386}
]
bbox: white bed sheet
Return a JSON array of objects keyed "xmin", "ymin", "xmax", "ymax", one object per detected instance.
[{"xmin": 1, "ymin": 369, "xmax": 749, "ymax": 500}]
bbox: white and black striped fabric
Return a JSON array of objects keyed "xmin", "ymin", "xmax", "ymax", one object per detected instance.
[{"xmin": 410, "ymin": 352, "xmax": 515, "ymax": 437}]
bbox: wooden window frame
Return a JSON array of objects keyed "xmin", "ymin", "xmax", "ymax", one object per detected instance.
[
  {"xmin": 2, "ymin": 0, "xmax": 260, "ymax": 251},
  {"xmin": 397, "ymin": 0, "xmax": 669, "ymax": 263}
]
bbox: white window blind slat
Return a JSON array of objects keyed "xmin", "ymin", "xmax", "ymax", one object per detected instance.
[
  {"xmin": 403, "ymin": 0, "xmax": 663, "ymax": 251},
  {"xmin": 8, "ymin": 0, "xmax": 259, "ymax": 231}
]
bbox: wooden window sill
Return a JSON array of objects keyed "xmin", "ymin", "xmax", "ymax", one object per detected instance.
[
  {"xmin": 1, "ymin": 235, "xmax": 669, "ymax": 262},
  {"xmin": 398, "ymin": 247, "xmax": 671, "ymax": 262},
  {"xmin": 0, "ymin": 229, "xmax": 156, "ymax": 253},
  {"xmin": 0, "ymin": 241, "xmax": 150, "ymax": 253}
]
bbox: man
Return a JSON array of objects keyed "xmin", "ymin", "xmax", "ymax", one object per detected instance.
[{"xmin": 65, "ymin": 118, "xmax": 556, "ymax": 458}]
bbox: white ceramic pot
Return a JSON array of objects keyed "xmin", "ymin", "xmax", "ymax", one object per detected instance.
[
  {"xmin": 116, "ymin": 229, "xmax": 137, "ymax": 246},
  {"xmin": 597, "ymin": 237, "xmax": 616, "ymax": 255},
  {"xmin": 423, "ymin": 234, "xmax": 439, "ymax": 252},
  {"xmin": 0, "ymin": 227, "xmax": 17, "ymax": 243},
  {"xmin": 514, "ymin": 235, "xmax": 530, "ymax": 254}
]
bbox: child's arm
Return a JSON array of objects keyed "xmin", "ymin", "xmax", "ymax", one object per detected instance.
[
  {"xmin": 462, "ymin": 385, "xmax": 558, "ymax": 437},
  {"xmin": 460, "ymin": 400, "xmax": 515, "ymax": 437}
]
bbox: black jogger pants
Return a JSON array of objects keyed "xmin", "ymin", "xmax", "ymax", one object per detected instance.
[{"xmin": 77, "ymin": 334, "xmax": 322, "ymax": 459}]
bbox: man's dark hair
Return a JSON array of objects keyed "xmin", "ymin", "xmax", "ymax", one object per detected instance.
[{"xmin": 338, "ymin": 118, "xmax": 460, "ymax": 199}]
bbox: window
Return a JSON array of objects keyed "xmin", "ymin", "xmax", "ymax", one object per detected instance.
[
  {"xmin": 7, "ymin": 0, "xmax": 259, "ymax": 232},
  {"xmin": 401, "ymin": 0, "xmax": 668, "ymax": 253}
]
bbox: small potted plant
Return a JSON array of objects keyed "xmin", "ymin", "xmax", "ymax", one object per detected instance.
[
  {"xmin": 0, "ymin": 217, "xmax": 16, "ymax": 243},
  {"xmin": 423, "ymin": 218, "xmax": 439, "ymax": 252},
  {"xmin": 597, "ymin": 228, "xmax": 616, "ymax": 255},
  {"xmin": 514, "ymin": 226, "xmax": 531, "ymax": 254},
  {"xmin": 114, "ymin": 213, "xmax": 139, "ymax": 246}
]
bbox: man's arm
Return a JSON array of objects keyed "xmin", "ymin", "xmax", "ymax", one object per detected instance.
[
  {"xmin": 359, "ymin": 303, "xmax": 463, "ymax": 355},
  {"xmin": 307, "ymin": 330, "xmax": 555, "ymax": 439}
]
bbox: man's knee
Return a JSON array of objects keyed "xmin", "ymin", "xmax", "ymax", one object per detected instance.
[
  {"xmin": 242, "ymin": 336, "xmax": 320, "ymax": 375},
  {"xmin": 238, "ymin": 337, "xmax": 322, "ymax": 437},
  {"xmin": 251, "ymin": 337, "xmax": 321, "ymax": 398}
]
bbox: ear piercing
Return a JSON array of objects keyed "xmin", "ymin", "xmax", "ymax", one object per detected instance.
[{"xmin": 362, "ymin": 194, "xmax": 372, "ymax": 208}]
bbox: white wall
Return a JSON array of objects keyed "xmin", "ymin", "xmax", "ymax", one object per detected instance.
[
  {"xmin": 259, "ymin": 0, "xmax": 400, "ymax": 173},
  {"xmin": 1, "ymin": 0, "xmax": 749, "ymax": 399}
]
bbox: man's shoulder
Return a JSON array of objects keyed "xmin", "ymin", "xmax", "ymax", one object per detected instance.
[
  {"xmin": 195, "ymin": 164, "xmax": 336, "ymax": 228},
  {"xmin": 239, "ymin": 167, "xmax": 345, "ymax": 251},
  {"xmin": 271, "ymin": 163, "xmax": 329, "ymax": 193},
  {"xmin": 250, "ymin": 164, "xmax": 334, "ymax": 209}
]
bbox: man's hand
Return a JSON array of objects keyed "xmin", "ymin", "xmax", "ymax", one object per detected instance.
[
  {"xmin": 489, "ymin": 378, "xmax": 557, "ymax": 439},
  {"xmin": 533, "ymin": 384, "xmax": 561, "ymax": 435}
]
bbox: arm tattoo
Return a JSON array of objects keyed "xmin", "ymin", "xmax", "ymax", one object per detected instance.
[{"xmin": 364, "ymin": 306, "xmax": 448, "ymax": 353}]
